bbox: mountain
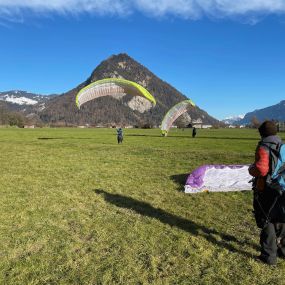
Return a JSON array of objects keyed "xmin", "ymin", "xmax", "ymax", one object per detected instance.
[
  {"xmin": 222, "ymin": 115, "xmax": 245, "ymax": 125},
  {"xmin": 0, "ymin": 90, "xmax": 54, "ymax": 113},
  {"xmin": 0, "ymin": 90, "xmax": 58, "ymax": 127},
  {"xmin": 240, "ymin": 100, "xmax": 285, "ymax": 125},
  {"xmin": 38, "ymin": 53, "xmax": 221, "ymax": 127}
]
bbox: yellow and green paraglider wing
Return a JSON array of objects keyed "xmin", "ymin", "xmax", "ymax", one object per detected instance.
[{"xmin": 76, "ymin": 78, "xmax": 156, "ymax": 109}]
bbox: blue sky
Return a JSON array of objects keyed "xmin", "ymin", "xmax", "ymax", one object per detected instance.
[{"xmin": 0, "ymin": 1, "xmax": 285, "ymax": 119}]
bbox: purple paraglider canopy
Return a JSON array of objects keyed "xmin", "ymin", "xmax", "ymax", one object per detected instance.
[{"xmin": 184, "ymin": 164, "xmax": 252, "ymax": 193}]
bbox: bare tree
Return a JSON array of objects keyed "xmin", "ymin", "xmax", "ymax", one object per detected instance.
[{"xmin": 251, "ymin": 116, "xmax": 260, "ymax": 128}]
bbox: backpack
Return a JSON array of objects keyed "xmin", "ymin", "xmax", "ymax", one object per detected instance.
[
  {"xmin": 253, "ymin": 141, "xmax": 285, "ymax": 227},
  {"xmin": 261, "ymin": 142, "xmax": 285, "ymax": 196}
]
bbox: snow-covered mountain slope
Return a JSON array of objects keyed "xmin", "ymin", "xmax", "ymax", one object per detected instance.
[
  {"xmin": 222, "ymin": 114, "xmax": 245, "ymax": 125},
  {"xmin": 0, "ymin": 90, "xmax": 51, "ymax": 106}
]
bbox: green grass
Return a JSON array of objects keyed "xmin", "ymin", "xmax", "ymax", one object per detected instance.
[{"xmin": 1, "ymin": 127, "xmax": 285, "ymax": 285}]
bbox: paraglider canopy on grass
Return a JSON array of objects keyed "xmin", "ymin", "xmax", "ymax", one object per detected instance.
[
  {"xmin": 76, "ymin": 78, "xmax": 156, "ymax": 109},
  {"xmin": 184, "ymin": 165, "xmax": 252, "ymax": 193},
  {"xmin": 161, "ymin": 99, "xmax": 195, "ymax": 136}
]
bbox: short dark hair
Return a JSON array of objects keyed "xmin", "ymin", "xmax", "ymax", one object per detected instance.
[{"xmin": 258, "ymin": 121, "xmax": 277, "ymax": 137}]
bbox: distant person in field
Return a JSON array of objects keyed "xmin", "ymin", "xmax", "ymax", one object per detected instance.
[
  {"xmin": 249, "ymin": 120, "xmax": 285, "ymax": 265},
  {"xmin": 117, "ymin": 128, "xmax": 123, "ymax": 144},
  {"xmin": 192, "ymin": 127, "xmax": 197, "ymax": 138}
]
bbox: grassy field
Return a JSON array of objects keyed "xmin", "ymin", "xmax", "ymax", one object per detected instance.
[{"xmin": 1, "ymin": 127, "xmax": 285, "ymax": 285}]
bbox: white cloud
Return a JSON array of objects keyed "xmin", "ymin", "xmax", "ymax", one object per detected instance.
[
  {"xmin": 0, "ymin": 0, "xmax": 131, "ymax": 15},
  {"xmin": 0, "ymin": 0, "xmax": 285, "ymax": 21},
  {"xmin": 134, "ymin": 0, "xmax": 201, "ymax": 19}
]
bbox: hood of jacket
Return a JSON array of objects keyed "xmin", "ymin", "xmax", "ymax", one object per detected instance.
[{"xmin": 261, "ymin": 135, "xmax": 282, "ymax": 145}]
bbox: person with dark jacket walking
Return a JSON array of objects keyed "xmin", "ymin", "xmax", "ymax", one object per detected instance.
[
  {"xmin": 117, "ymin": 128, "xmax": 123, "ymax": 144},
  {"xmin": 249, "ymin": 120, "xmax": 285, "ymax": 265},
  {"xmin": 192, "ymin": 127, "xmax": 197, "ymax": 138}
]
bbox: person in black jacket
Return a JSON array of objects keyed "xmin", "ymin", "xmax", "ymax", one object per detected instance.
[{"xmin": 192, "ymin": 127, "xmax": 197, "ymax": 138}]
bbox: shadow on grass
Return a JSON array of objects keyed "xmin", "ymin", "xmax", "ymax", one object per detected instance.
[
  {"xmin": 38, "ymin": 137, "xmax": 95, "ymax": 140},
  {"xmin": 94, "ymin": 189, "xmax": 258, "ymax": 257},
  {"xmin": 126, "ymin": 134, "xmax": 257, "ymax": 140},
  {"xmin": 126, "ymin": 134, "xmax": 162, "ymax": 138},
  {"xmin": 197, "ymin": 136, "xmax": 258, "ymax": 141},
  {"xmin": 170, "ymin": 174, "xmax": 189, "ymax": 192},
  {"xmin": 126, "ymin": 134, "xmax": 192, "ymax": 139}
]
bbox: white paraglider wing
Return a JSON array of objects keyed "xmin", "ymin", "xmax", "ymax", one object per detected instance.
[{"xmin": 161, "ymin": 100, "xmax": 195, "ymax": 135}]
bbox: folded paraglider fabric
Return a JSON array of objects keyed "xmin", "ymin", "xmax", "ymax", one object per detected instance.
[{"xmin": 184, "ymin": 165, "xmax": 252, "ymax": 193}]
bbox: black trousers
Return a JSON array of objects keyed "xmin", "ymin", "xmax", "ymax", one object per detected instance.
[
  {"xmin": 117, "ymin": 135, "xmax": 123, "ymax": 144},
  {"xmin": 260, "ymin": 222, "xmax": 285, "ymax": 262}
]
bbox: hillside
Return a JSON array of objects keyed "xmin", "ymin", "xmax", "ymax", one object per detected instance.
[
  {"xmin": 0, "ymin": 90, "xmax": 53, "ymax": 112},
  {"xmin": 0, "ymin": 90, "xmax": 55, "ymax": 126},
  {"xmin": 39, "ymin": 53, "xmax": 221, "ymax": 127},
  {"xmin": 240, "ymin": 100, "xmax": 285, "ymax": 125}
]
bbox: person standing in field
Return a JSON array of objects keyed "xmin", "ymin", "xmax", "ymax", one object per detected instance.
[
  {"xmin": 192, "ymin": 127, "xmax": 197, "ymax": 138},
  {"xmin": 117, "ymin": 127, "xmax": 123, "ymax": 144},
  {"xmin": 249, "ymin": 120, "xmax": 285, "ymax": 265}
]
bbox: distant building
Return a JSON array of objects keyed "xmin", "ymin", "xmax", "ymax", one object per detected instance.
[
  {"xmin": 77, "ymin": 123, "xmax": 91, "ymax": 128},
  {"xmin": 201, "ymin": 125, "xmax": 212, "ymax": 129},
  {"xmin": 191, "ymin": 119, "xmax": 212, "ymax": 129},
  {"xmin": 192, "ymin": 118, "xmax": 203, "ymax": 129},
  {"xmin": 24, "ymin": 125, "xmax": 35, "ymax": 129}
]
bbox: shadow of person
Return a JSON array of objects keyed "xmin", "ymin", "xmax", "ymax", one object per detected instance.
[
  {"xmin": 38, "ymin": 137, "xmax": 94, "ymax": 140},
  {"xmin": 94, "ymin": 189, "xmax": 258, "ymax": 257}
]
